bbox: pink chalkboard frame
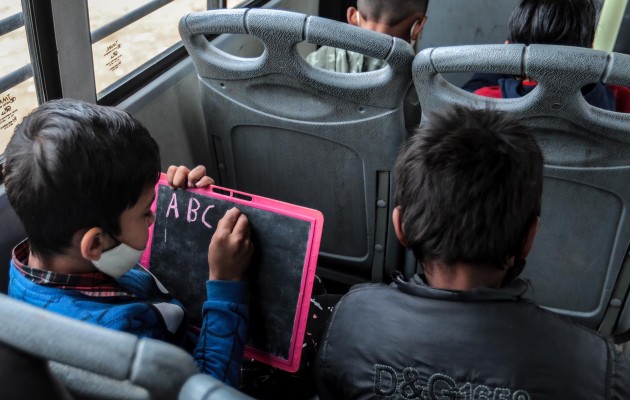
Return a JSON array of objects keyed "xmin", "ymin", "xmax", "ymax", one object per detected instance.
[{"xmin": 140, "ymin": 173, "xmax": 324, "ymax": 372}]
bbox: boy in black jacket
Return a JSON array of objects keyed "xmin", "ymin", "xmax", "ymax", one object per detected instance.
[{"xmin": 316, "ymin": 106, "xmax": 630, "ymax": 399}]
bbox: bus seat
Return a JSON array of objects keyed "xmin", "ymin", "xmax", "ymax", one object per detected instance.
[
  {"xmin": 179, "ymin": 374, "xmax": 254, "ymax": 400},
  {"xmin": 179, "ymin": 9, "xmax": 415, "ymax": 284},
  {"xmin": 0, "ymin": 188, "xmax": 26, "ymax": 294},
  {"xmin": 417, "ymin": 0, "xmax": 518, "ymax": 87},
  {"xmin": 412, "ymin": 44, "xmax": 630, "ymax": 339},
  {"xmin": 0, "ymin": 293, "xmax": 199, "ymax": 400},
  {"xmin": 0, "ymin": 341, "xmax": 73, "ymax": 400}
]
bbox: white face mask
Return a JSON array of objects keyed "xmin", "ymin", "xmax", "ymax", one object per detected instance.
[
  {"xmin": 92, "ymin": 242, "xmax": 144, "ymax": 279},
  {"xmin": 409, "ymin": 19, "xmax": 420, "ymax": 50}
]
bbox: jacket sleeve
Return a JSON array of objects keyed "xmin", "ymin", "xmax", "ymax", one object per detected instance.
[
  {"xmin": 461, "ymin": 72, "xmax": 505, "ymax": 92},
  {"xmin": 473, "ymin": 86, "xmax": 503, "ymax": 98},
  {"xmin": 610, "ymin": 85, "xmax": 630, "ymax": 113},
  {"xmin": 611, "ymin": 347, "xmax": 630, "ymax": 400},
  {"xmin": 193, "ymin": 280, "xmax": 248, "ymax": 388}
]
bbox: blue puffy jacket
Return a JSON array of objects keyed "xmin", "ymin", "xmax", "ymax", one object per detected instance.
[{"xmin": 9, "ymin": 263, "xmax": 248, "ymax": 387}]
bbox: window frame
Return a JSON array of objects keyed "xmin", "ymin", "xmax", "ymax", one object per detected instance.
[
  {"xmin": 0, "ymin": 0, "xmax": 62, "ymax": 182},
  {"xmin": 0, "ymin": 12, "xmax": 32, "ymax": 96},
  {"xmin": 0, "ymin": 0, "xmax": 272, "ymax": 182},
  {"xmin": 96, "ymin": 0, "xmax": 269, "ymax": 105}
]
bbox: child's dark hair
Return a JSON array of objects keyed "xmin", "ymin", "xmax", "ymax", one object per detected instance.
[
  {"xmin": 508, "ymin": 0, "xmax": 596, "ymax": 48},
  {"xmin": 3, "ymin": 99, "xmax": 160, "ymax": 260},
  {"xmin": 395, "ymin": 106, "xmax": 543, "ymax": 268},
  {"xmin": 358, "ymin": 0, "xmax": 429, "ymax": 25}
]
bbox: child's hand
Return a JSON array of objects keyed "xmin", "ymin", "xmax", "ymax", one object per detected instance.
[
  {"xmin": 167, "ymin": 165, "xmax": 214, "ymax": 189},
  {"xmin": 208, "ymin": 207, "xmax": 254, "ymax": 281}
]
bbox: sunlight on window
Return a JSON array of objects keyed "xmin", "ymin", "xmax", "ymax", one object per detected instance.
[
  {"xmin": 88, "ymin": 1, "xmax": 208, "ymax": 94},
  {"xmin": 0, "ymin": 3, "xmax": 39, "ymax": 154},
  {"xmin": 227, "ymin": 0, "xmax": 248, "ymax": 7}
]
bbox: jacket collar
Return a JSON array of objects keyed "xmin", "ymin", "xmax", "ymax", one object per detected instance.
[
  {"xmin": 499, "ymin": 78, "xmax": 616, "ymax": 111},
  {"xmin": 394, "ymin": 273, "xmax": 530, "ymax": 302}
]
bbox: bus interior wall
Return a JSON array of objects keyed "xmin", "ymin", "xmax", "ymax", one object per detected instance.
[
  {"xmin": 615, "ymin": 5, "xmax": 630, "ymax": 54},
  {"xmin": 117, "ymin": 0, "xmax": 319, "ymax": 175}
]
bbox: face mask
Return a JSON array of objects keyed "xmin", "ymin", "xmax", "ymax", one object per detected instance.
[
  {"xmin": 356, "ymin": 11, "xmax": 361, "ymax": 27},
  {"xmin": 92, "ymin": 241, "xmax": 144, "ymax": 279},
  {"xmin": 409, "ymin": 19, "xmax": 420, "ymax": 50}
]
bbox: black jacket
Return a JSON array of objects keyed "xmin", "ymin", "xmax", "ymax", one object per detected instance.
[{"xmin": 316, "ymin": 275, "xmax": 630, "ymax": 399}]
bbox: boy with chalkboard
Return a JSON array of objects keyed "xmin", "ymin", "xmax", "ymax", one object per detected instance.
[
  {"xmin": 315, "ymin": 106, "xmax": 630, "ymax": 399},
  {"xmin": 3, "ymin": 99, "xmax": 253, "ymax": 387}
]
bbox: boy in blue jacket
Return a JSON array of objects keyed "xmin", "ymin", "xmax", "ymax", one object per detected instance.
[
  {"xmin": 462, "ymin": 0, "xmax": 630, "ymax": 112},
  {"xmin": 3, "ymin": 99, "xmax": 253, "ymax": 387}
]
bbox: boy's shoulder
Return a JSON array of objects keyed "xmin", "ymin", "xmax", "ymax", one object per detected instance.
[
  {"xmin": 332, "ymin": 282, "xmax": 393, "ymax": 313},
  {"xmin": 118, "ymin": 265, "xmax": 175, "ymax": 300},
  {"xmin": 9, "ymin": 257, "xmax": 172, "ymax": 309},
  {"xmin": 9, "ymin": 263, "xmax": 184, "ymax": 337}
]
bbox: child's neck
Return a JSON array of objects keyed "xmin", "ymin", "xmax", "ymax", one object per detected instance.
[
  {"xmin": 424, "ymin": 260, "xmax": 507, "ymax": 291},
  {"xmin": 28, "ymin": 249, "xmax": 98, "ymax": 275}
]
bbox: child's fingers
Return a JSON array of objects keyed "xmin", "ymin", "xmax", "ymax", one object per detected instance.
[
  {"xmin": 187, "ymin": 165, "xmax": 209, "ymax": 187},
  {"xmin": 195, "ymin": 176, "xmax": 215, "ymax": 187},
  {"xmin": 170, "ymin": 166, "xmax": 191, "ymax": 188},
  {"xmin": 166, "ymin": 165, "xmax": 179, "ymax": 187},
  {"xmin": 188, "ymin": 165, "xmax": 215, "ymax": 187},
  {"xmin": 233, "ymin": 213, "xmax": 251, "ymax": 241},
  {"xmin": 167, "ymin": 165, "xmax": 214, "ymax": 188},
  {"xmin": 216, "ymin": 207, "xmax": 241, "ymax": 234}
]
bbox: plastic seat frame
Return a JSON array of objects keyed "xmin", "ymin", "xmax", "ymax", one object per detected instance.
[
  {"xmin": 179, "ymin": 8, "xmax": 416, "ymax": 284},
  {"xmin": 413, "ymin": 44, "xmax": 630, "ymax": 339}
]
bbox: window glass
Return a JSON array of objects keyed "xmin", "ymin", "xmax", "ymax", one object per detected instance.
[
  {"xmin": 88, "ymin": 1, "xmax": 208, "ymax": 94},
  {"xmin": 0, "ymin": 4, "xmax": 39, "ymax": 155},
  {"xmin": 227, "ymin": 0, "xmax": 248, "ymax": 7}
]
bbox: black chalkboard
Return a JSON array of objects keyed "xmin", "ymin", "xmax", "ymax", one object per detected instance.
[{"xmin": 145, "ymin": 180, "xmax": 322, "ymax": 370}]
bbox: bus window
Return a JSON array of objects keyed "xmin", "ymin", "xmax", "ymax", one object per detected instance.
[
  {"xmin": 227, "ymin": 0, "xmax": 249, "ymax": 7},
  {"xmin": 88, "ymin": 1, "xmax": 211, "ymax": 97},
  {"xmin": 0, "ymin": 4, "xmax": 38, "ymax": 155}
]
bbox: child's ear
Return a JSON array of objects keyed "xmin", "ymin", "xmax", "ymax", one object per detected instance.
[
  {"xmin": 519, "ymin": 216, "xmax": 540, "ymax": 259},
  {"xmin": 392, "ymin": 206, "xmax": 408, "ymax": 246},
  {"xmin": 411, "ymin": 16, "xmax": 428, "ymax": 41},
  {"xmin": 80, "ymin": 227, "xmax": 105, "ymax": 261},
  {"xmin": 347, "ymin": 7, "xmax": 360, "ymax": 26}
]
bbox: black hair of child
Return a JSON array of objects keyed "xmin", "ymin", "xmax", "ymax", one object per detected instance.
[
  {"xmin": 394, "ymin": 106, "xmax": 543, "ymax": 269},
  {"xmin": 508, "ymin": 0, "xmax": 597, "ymax": 48},
  {"xmin": 358, "ymin": 0, "xmax": 429, "ymax": 25},
  {"xmin": 3, "ymin": 99, "xmax": 160, "ymax": 260}
]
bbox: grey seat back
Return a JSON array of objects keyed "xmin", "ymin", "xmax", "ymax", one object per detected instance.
[
  {"xmin": 417, "ymin": 0, "xmax": 518, "ymax": 86},
  {"xmin": 180, "ymin": 9, "xmax": 415, "ymax": 283},
  {"xmin": 179, "ymin": 374, "xmax": 254, "ymax": 400},
  {"xmin": 412, "ymin": 44, "xmax": 630, "ymax": 338},
  {"xmin": 0, "ymin": 341, "xmax": 73, "ymax": 400},
  {"xmin": 0, "ymin": 293, "xmax": 199, "ymax": 400}
]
